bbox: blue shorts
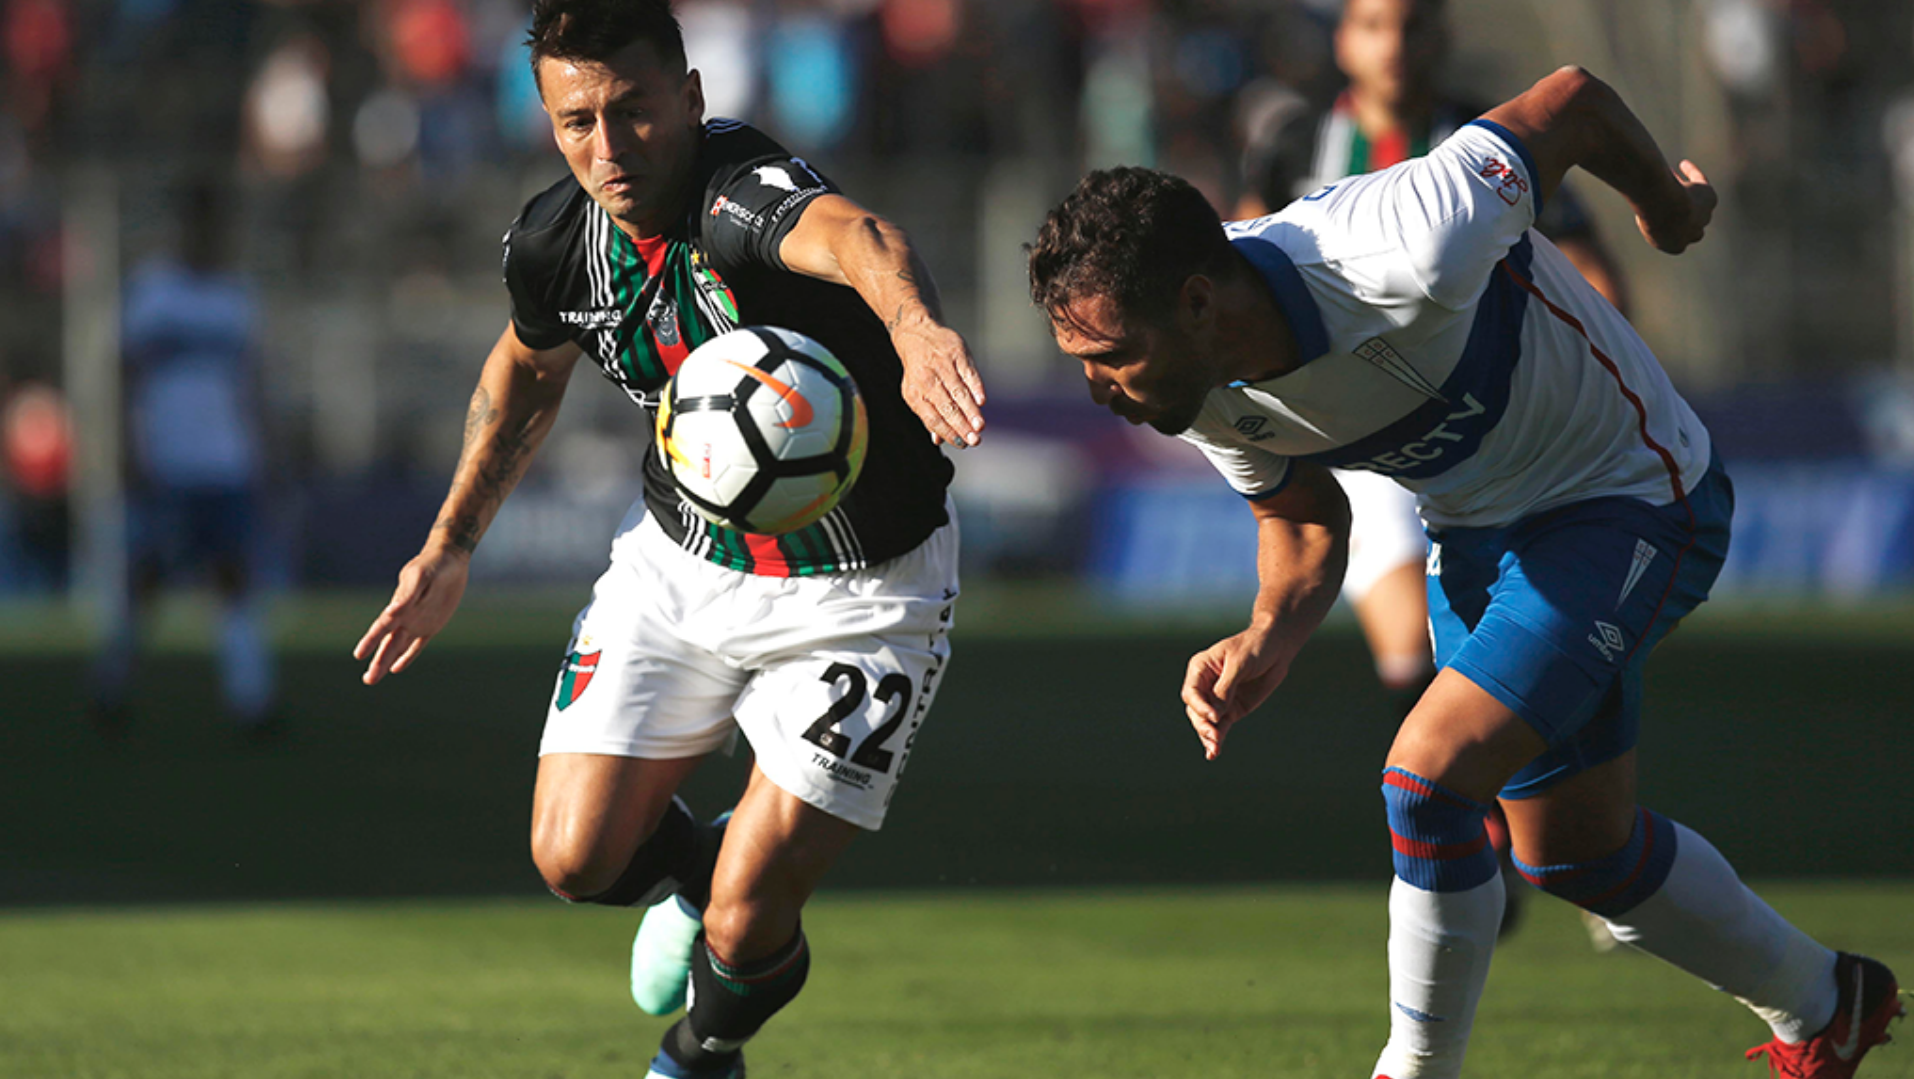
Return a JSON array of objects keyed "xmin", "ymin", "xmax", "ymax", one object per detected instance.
[
  {"xmin": 1426, "ymin": 455, "xmax": 1733, "ymax": 799},
  {"xmin": 131, "ymin": 486, "xmax": 257, "ymax": 576}
]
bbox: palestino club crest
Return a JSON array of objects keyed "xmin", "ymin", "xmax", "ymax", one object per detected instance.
[{"xmin": 556, "ymin": 642, "xmax": 602, "ymax": 711}]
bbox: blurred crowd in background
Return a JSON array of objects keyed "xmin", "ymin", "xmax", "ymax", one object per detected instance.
[{"xmin": 3, "ymin": 0, "xmax": 1914, "ymax": 608}]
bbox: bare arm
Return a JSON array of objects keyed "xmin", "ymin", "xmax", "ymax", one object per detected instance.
[
  {"xmin": 1483, "ymin": 66, "xmax": 1716, "ymax": 255},
  {"xmin": 1182, "ymin": 460, "xmax": 1351, "ymax": 760},
  {"xmin": 776, "ymin": 193, "xmax": 986, "ymax": 447},
  {"xmin": 354, "ymin": 324, "xmax": 580, "ymax": 684}
]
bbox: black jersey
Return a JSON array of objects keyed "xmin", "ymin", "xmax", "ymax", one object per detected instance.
[{"xmin": 502, "ymin": 119, "xmax": 952, "ymax": 577}]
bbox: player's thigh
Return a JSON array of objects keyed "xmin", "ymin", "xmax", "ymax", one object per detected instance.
[
  {"xmin": 1386, "ymin": 667, "xmax": 1548, "ymax": 803},
  {"xmin": 1499, "ymin": 750, "xmax": 1637, "ymax": 867},
  {"xmin": 533, "ymin": 550, "xmax": 749, "ymax": 878},
  {"xmin": 531, "ymin": 753, "xmax": 706, "ymax": 886},
  {"xmin": 704, "ymin": 764, "xmax": 860, "ymax": 959},
  {"xmin": 728, "ymin": 524, "xmax": 958, "ymax": 834}
]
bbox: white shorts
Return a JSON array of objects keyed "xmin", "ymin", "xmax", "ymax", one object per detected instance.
[
  {"xmin": 539, "ymin": 505, "xmax": 958, "ymax": 831},
  {"xmin": 1334, "ymin": 468, "xmax": 1428, "ymax": 604}
]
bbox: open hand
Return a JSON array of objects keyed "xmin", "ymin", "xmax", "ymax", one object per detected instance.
[
  {"xmin": 353, "ymin": 549, "xmax": 471, "ymax": 685},
  {"xmin": 895, "ymin": 322, "xmax": 986, "ymax": 447},
  {"xmin": 1636, "ymin": 160, "xmax": 1716, "ymax": 255}
]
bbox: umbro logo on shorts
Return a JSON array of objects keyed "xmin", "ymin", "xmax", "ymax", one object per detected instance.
[
  {"xmin": 1234, "ymin": 415, "xmax": 1274, "ymax": 441},
  {"xmin": 1588, "ymin": 621, "xmax": 1626, "ymax": 663}
]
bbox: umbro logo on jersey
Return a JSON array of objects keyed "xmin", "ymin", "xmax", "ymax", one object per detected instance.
[
  {"xmin": 1588, "ymin": 621, "xmax": 1626, "ymax": 663},
  {"xmin": 561, "ymin": 308, "xmax": 623, "ymax": 329},
  {"xmin": 1233, "ymin": 416, "xmax": 1274, "ymax": 441}
]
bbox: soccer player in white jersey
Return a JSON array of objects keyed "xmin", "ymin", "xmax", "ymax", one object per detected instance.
[{"xmin": 1030, "ymin": 66, "xmax": 1902, "ymax": 1077}]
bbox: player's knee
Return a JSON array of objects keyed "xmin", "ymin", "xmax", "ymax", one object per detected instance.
[
  {"xmin": 701, "ymin": 895, "xmax": 781, "ymax": 961},
  {"xmin": 532, "ymin": 837, "xmax": 622, "ymax": 901},
  {"xmin": 1381, "ymin": 767, "xmax": 1499, "ymax": 892},
  {"xmin": 1513, "ymin": 807, "xmax": 1677, "ymax": 918}
]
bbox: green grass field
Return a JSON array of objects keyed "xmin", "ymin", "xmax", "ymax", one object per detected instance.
[{"xmin": 4, "ymin": 885, "xmax": 1910, "ymax": 1079}]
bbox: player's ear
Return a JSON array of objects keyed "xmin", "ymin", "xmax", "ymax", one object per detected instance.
[
  {"xmin": 684, "ymin": 68, "xmax": 705, "ymax": 125},
  {"xmin": 1178, "ymin": 274, "xmax": 1216, "ymax": 333}
]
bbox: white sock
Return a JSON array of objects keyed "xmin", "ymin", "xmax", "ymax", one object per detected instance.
[
  {"xmin": 219, "ymin": 600, "xmax": 275, "ymax": 723},
  {"xmin": 1603, "ymin": 822, "xmax": 1837, "ymax": 1042},
  {"xmin": 1372, "ymin": 872, "xmax": 1504, "ymax": 1079}
]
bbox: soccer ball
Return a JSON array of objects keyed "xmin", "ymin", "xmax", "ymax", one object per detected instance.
[{"xmin": 656, "ymin": 326, "xmax": 869, "ymax": 534}]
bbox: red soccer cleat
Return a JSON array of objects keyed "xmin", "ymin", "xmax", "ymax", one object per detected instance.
[{"xmin": 1747, "ymin": 953, "xmax": 1905, "ymax": 1078}]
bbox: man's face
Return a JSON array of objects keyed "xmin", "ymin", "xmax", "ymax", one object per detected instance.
[
  {"xmin": 538, "ymin": 40, "xmax": 704, "ymax": 230},
  {"xmin": 1335, "ymin": 0, "xmax": 1446, "ymax": 111},
  {"xmin": 1052, "ymin": 291, "xmax": 1217, "ymax": 437}
]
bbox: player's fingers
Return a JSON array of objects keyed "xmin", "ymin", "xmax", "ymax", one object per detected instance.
[
  {"xmin": 389, "ymin": 636, "xmax": 429, "ymax": 675},
  {"xmin": 363, "ymin": 628, "xmax": 412, "ymax": 686},
  {"xmin": 352, "ymin": 618, "xmax": 389, "ymax": 661},
  {"xmin": 1678, "ymin": 159, "xmax": 1709, "ymax": 186},
  {"xmin": 929, "ymin": 387, "xmax": 979, "ymax": 447}
]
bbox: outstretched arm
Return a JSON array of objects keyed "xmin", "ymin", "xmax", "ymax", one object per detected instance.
[
  {"xmin": 776, "ymin": 194, "xmax": 986, "ymax": 447},
  {"xmin": 1182, "ymin": 461, "xmax": 1351, "ymax": 760},
  {"xmin": 354, "ymin": 324, "xmax": 580, "ymax": 684},
  {"xmin": 1482, "ymin": 66, "xmax": 1716, "ymax": 255}
]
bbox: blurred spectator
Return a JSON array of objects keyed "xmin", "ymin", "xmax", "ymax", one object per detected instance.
[
  {"xmin": 1, "ymin": 380, "xmax": 72, "ymax": 592},
  {"xmin": 91, "ymin": 178, "xmax": 276, "ymax": 738},
  {"xmin": 241, "ymin": 32, "xmax": 331, "ymax": 180},
  {"xmin": 3, "ymin": 0, "xmax": 73, "ymax": 141}
]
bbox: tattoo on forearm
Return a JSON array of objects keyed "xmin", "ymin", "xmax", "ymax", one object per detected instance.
[{"xmin": 435, "ymin": 388, "xmax": 540, "ymax": 554}]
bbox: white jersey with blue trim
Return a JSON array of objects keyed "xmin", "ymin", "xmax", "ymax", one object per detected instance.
[{"xmin": 1181, "ymin": 120, "xmax": 1712, "ymax": 529}]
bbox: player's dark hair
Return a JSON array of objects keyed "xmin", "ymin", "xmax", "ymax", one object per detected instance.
[
  {"xmin": 527, "ymin": 0, "xmax": 686, "ymax": 90},
  {"xmin": 1027, "ymin": 167, "xmax": 1236, "ymax": 338}
]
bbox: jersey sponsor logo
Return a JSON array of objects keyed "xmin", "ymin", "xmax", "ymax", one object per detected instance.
[
  {"xmin": 709, "ymin": 194, "xmax": 765, "ymax": 229},
  {"xmin": 809, "ymin": 750, "xmax": 875, "ymax": 790},
  {"xmin": 1588, "ymin": 621, "xmax": 1626, "ymax": 663},
  {"xmin": 1233, "ymin": 415, "xmax": 1275, "ymax": 441},
  {"xmin": 752, "ymin": 164, "xmax": 799, "ymax": 192},
  {"xmin": 1617, "ymin": 539, "xmax": 1657, "ymax": 608},
  {"xmin": 1344, "ymin": 394, "xmax": 1487, "ymax": 476},
  {"xmin": 1477, "ymin": 155, "xmax": 1529, "ymax": 206},
  {"xmin": 560, "ymin": 307, "xmax": 623, "ymax": 329},
  {"xmin": 1354, "ymin": 337, "xmax": 1447, "ymax": 401}
]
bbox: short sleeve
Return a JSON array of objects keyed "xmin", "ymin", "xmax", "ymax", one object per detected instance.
[
  {"xmin": 699, "ymin": 148, "xmax": 837, "ymax": 276},
  {"xmin": 502, "ymin": 221, "xmax": 571, "ymax": 351},
  {"xmin": 1352, "ymin": 120, "xmax": 1541, "ymax": 311},
  {"xmin": 1179, "ymin": 413, "xmax": 1295, "ymax": 500}
]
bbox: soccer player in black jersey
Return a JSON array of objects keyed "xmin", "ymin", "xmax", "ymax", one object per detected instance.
[{"xmin": 354, "ymin": 2, "xmax": 984, "ymax": 1076}]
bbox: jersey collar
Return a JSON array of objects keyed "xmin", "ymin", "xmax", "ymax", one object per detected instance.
[{"xmin": 1231, "ymin": 235, "xmax": 1330, "ymax": 370}]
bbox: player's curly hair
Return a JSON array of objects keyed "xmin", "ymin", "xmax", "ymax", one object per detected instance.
[
  {"xmin": 1027, "ymin": 167, "xmax": 1235, "ymax": 337},
  {"xmin": 527, "ymin": 0, "xmax": 685, "ymax": 89}
]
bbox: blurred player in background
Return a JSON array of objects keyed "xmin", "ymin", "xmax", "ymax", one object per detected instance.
[
  {"xmin": 1033, "ymin": 64, "xmax": 1900, "ymax": 1079},
  {"xmin": 354, "ymin": 2, "xmax": 985, "ymax": 1077},
  {"xmin": 1236, "ymin": 0, "xmax": 1633, "ymax": 940},
  {"xmin": 91, "ymin": 178, "xmax": 277, "ymax": 737}
]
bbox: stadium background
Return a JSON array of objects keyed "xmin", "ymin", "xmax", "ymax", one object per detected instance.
[{"xmin": 1, "ymin": 2, "xmax": 1912, "ymax": 1076}]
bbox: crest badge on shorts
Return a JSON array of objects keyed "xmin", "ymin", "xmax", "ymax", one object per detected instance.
[{"xmin": 556, "ymin": 646, "xmax": 602, "ymax": 711}]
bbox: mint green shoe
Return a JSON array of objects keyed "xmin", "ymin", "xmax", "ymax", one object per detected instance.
[{"xmin": 632, "ymin": 893, "xmax": 703, "ymax": 1016}]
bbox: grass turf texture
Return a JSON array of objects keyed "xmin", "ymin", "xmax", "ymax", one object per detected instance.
[{"xmin": 4, "ymin": 885, "xmax": 1911, "ymax": 1079}]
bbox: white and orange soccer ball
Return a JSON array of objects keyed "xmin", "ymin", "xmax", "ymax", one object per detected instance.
[{"xmin": 656, "ymin": 326, "xmax": 869, "ymax": 535}]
